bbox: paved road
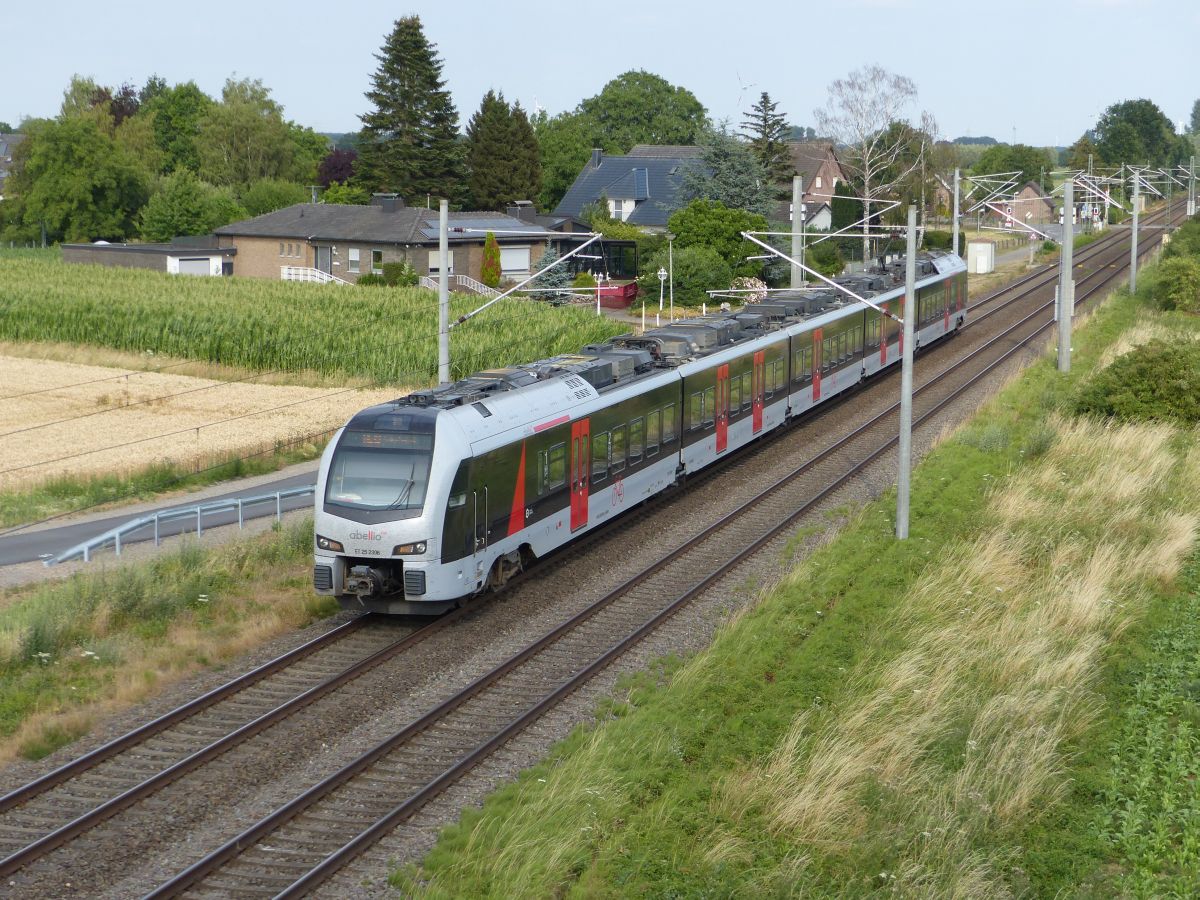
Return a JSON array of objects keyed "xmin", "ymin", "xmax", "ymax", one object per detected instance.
[{"xmin": 0, "ymin": 471, "xmax": 317, "ymax": 566}]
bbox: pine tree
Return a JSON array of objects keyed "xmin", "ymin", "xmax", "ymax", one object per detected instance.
[
  {"xmin": 465, "ymin": 91, "xmax": 541, "ymax": 210},
  {"xmin": 739, "ymin": 92, "xmax": 793, "ymax": 187},
  {"xmin": 356, "ymin": 16, "xmax": 465, "ymax": 203}
]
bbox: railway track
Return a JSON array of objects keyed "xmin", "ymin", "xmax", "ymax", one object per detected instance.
[
  {"xmin": 0, "ymin": 205, "xmax": 1182, "ymax": 897},
  {"xmin": 143, "ymin": 210, "xmax": 1184, "ymax": 897}
]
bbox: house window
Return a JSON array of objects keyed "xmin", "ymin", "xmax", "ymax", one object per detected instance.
[
  {"xmin": 371, "ymin": 250, "xmax": 383, "ymax": 274},
  {"xmin": 609, "ymin": 198, "xmax": 633, "ymax": 221},
  {"xmin": 348, "ymin": 248, "xmax": 360, "ymax": 274},
  {"xmin": 427, "ymin": 250, "xmax": 455, "ymax": 275},
  {"xmin": 500, "ymin": 246, "xmax": 530, "ymax": 276},
  {"xmin": 815, "ymin": 176, "xmax": 823, "ymax": 189},
  {"xmin": 279, "ymin": 242, "xmax": 285, "ymax": 257}
]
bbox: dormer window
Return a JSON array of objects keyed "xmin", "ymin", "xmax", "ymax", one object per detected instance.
[{"xmin": 609, "ymin": 198, "xmax": 633, "ymax": 221}]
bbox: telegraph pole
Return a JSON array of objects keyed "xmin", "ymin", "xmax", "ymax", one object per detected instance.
[
  {"xmin": 1058, "ymin": 178, "xmax": 1073, "ymax": 373},
  {"xmin": 1130, "ymin": 172, "xmax": 1140, "ymax": 293},
  {"xmin": 951, "ymin": 167, "xmax": 961, "ymax": 257},
  {"xmin": 1189, "ymin": 155, "xmax": 1196, "ymax": 217},
  {"xmin": 896, "ymin": 205, "xmax": 917, "ymax": 541},
  {"xmin": 438, "ymin": 199, "xmax": 450, "ymax": 385},
  {"xmin": 790, "ymin": 176, "xmax": 804, "ymax": 287}
]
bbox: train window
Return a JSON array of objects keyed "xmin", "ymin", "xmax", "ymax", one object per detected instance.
[
  {"xmin": 867, "ymin": 317, "xmax": 880, "ymax": 346},
  {"xmin": 611, "ymin": 425, "xmax": 627, "ymax": 473},
  {"xmin": 547, "ymin": 442, "xmax": 566, "ymax": 491},
  {"xmin": 794, "ymin": 348, "xmax": 812, "ymax": 384},
  {"xmin": 741, "ymin": 373, "xmax": 752, "ymax": 409},
  {"xmin": 629, "ymin": 418, "xmax": 644, "ymax": 462},
  {"xmin": 591, "ymin": 431, "xmax": 610, "ymax": 482},
  {"xmin": 822, "ymin": 337, "xmax": 833, "ymax": 372},
  {"xmin": 729, "ymin": 374, "xmax": 741, "ymax": 414},
  {"xmin": 852, "ymin": 326, "xmax": 863, "ymax": 353},
  {"xmin": 702, "ymin": 387, "xmax": 715, "ymax": 425},
  {"xmin": 646, "ymin": 409, "xmax": 661, "ymax": 456},
  {"xmin": 537, "ymin": 449, "xmax": 549, "ymax": 496},
  {"xmin": 689, "ymin": 391, "xmax": 704, "ymax": 431},
  {"xmin": 663, "ymin": 404, "xmax": 678, "ymax": 443}
]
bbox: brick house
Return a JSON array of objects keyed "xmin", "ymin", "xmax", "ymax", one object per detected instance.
[
  {"xmin": 213, "ymin": 196, "xmax": 554, "ymax": 284},
  {"xmin": 787, "ymin": 142, "xmax": 846, "ymax": 206},
  {"xmin": 987, "ymin": 180, "xmax": 1055, "ymax": 227}
]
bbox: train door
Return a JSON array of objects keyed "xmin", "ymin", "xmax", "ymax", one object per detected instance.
[
  {"xmin": 812, "ymin": 329, "xmax": 823, "ymax": 401},
  {"xmin": 880, "ymin": 303, "xmax": 889, "ymax": 365},
  {"xmin": 944, "ymin": 282, "xmax": 951, "ymax": 331},
  {"xmin": 473, "ymin": 486, "xmax": 489, "ymax": 552},
  {"xmin": 752, "ymin": 351, "xmax": 765, "ymax": 433},
  {"xmin": 716, "ymin": 364, "xmax": 729, "ymax": 452},
  {"xmin": 570, "ymin": 419, "xmax": 590, "ymax": 532}
]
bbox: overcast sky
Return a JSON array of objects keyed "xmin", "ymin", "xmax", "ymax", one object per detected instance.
[{"xmin": 3, "ymin": 0, "xmax": 1195, "ymax": 146}]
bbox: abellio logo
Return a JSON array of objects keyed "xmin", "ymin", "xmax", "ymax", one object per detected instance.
[{"xmin": 348, "ymin": 529, "xmax": 387, "ymax": 541}]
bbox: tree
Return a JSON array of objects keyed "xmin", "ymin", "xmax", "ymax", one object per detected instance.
[
  {"xmin": 973, "ymin": 143, "xmax": 1053, "ymax": 188},
  {"xmin": 4, "ymin": 115, "xmax": 149, "ymax": 242},
  {"xmin": 1094, "ymin": 99, "xmax": 1176, "ymax": 166},
  {"xmin": 110, "ymin": 83, "xmax": 140, "ymax": 127},
  {"xmin": 666, "ymin": 200, "xmax": 769, "ymax": 278},
  {"xmin": 321, "ymin": 181, "xmax": 369, "ymax": 205},
  {"xmin": 480, "ymin": 231, "xmax": 501, "ymax": 287},
  {"xmin": 577, "ymin": 70, "xmax": 707, "ymax": 153},
  {"xmin": 739, "ymin": 92, "xmax": 793, "ymax": 189},
  {"xmin": 356, "ymin": 15, "xmax": 465, "ymax": 203},
  {"xmin": 241, "ymin": 179, "xmax": 309, "ymax": 216},
  {"xmin": 144, "ymin": 81, "xmax": 213, "ymax": 173},
  {"xmin": 196, "ymin": 78, "xmax": 300, "ymax": 187},
  {"xmin": 465, "ymin": 90, "xmax": 541, "ymax": 210},
  {"xmin": 533, "ymin": 110, "xmax": 593, "ymax": 211},
  {"xmin": 0, "ymin": 121, "xmax": 13, "ymax": 133},
  {"xmin": 831, "ymin": 178, "xmax": 863, "ymax": 231},
  {"xmin": 679, "ymin": 127, "xmax": 774, "ymax": 218},
  {"xmin": 1067, "ymin": 134, "xmax": 1098, "ymax": 171},
  {"xmin": 139, "ymin": 170, "xmax": 247, "ymax": 241},
  {"xmin": 815, "ymin": 64, "xmax": 934, "ymax": 264},
  {"xmin": 527, "ymin": 245, "xmax": 572, "ymax": 302},
  {"xmin": 318, "ymin": 148, "xmax": 358, "ymax": 187}
]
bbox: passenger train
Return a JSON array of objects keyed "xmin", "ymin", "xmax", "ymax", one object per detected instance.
[{"xmin": 313, "ymin": 251, "xmax": 968, "ymax": 614}]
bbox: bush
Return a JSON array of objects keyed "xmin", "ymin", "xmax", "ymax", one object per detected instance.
[
  {"xmin": 805, "ymin": 241, "xmax": 844, "ymax": 278},
  {"xmin": 355, "ymin": 273, "xmax": 386, "ymax": 286},
  {"xmin": 381, "ymin": 261, "xmax": 418, "ymax": 287},
  {"xmin": 1151, "ymin": 256, "xmax": 1200, "ymax": 312},
  {"xmin": 1164, "ymin": 220, "xmax": 1200, "ymax": 260},
  {"xmin": 923, "ymin": 229, "xmax": 952, "ymax": 250},
  {"xmin": 1042, "ymin": 240, "xmax": 1057, "ymax": 253},
  {"xmin": 572, "ymin": 270, "xmax": 597, "ymax": 289},
  {"xmin": 637, "ymin": 245, "xmax": 732, "ymax": 307},
  {"xmin": 1074, "ymin": 339, "xmax": 1200, "ymax": 424}
]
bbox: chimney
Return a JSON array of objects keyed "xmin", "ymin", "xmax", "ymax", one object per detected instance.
[
  {"xmin": 371, "ymin": 193, "xmax": 405, "ymax": 213},
  {"xmin": 591, "ymin": 148, "xmax": 602, "ymax": 168},
  {"xmin": 507, "ymin": 200, "xmax": 536, "ymax": 224}
]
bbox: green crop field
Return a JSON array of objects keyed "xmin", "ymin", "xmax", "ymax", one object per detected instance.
[{"xmin": 0, "ymin": 257, "xmax": 628, "ymax": 385}]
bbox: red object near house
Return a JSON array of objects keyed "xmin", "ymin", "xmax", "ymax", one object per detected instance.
[{"xmin": 595, "ymin": 282, "xmax": 639, "ymax": 309}]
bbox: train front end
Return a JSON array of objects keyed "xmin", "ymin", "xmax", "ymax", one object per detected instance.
[{"xmin": 313, "ymin": 403, "xmax": 467, "ymax": 615}]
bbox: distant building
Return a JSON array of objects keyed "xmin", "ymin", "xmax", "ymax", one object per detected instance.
[
  {"xmin": 553, "ymin": 147, "xmax": 705, "ymax": 232},
  {"xmin": 213, "ymin": 196, "xmax": 556, "ymax": 285},
  {"xmin": 0, "ymin": 133, "xmax": 24, "ymax": 201},
  {"xmin": 987, "ymin": 180, "xmax": 1055, "ymax": 227},
  {"xmin": 62, "ymin": 237, "xmax": 236, "ymax": 275},
  {"xmin": 786, "ymin": 142, "xmax": 846, "ymax": 207}
]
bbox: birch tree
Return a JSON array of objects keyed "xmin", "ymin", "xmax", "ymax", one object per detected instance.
[{"xmin": 815, "ymin": 65, "xmax": 935, "ymax": 263}]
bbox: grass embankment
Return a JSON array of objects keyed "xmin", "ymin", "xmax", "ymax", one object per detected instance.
[
  {"xmin": 0, "ymin": 516, "xmax": 327, "ymax": 763},
  {"xmin": 404, "ymin": 249, "xmax": 1200, "ymax": 894}
]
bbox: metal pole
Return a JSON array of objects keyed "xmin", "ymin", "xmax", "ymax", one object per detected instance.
[
  {"xmin": 668, "ymin": 235, "xmax": 674, "ymax": 321},
  {"xmin": 438, "ymin": 199, "xmax": 450, "ymax": 385},
  {"xmin": 1190, "ymin": 155, "xmax": 1196, "ymax": 217},
  {"xmin": 1130, "ymin": 173, "xmax": 1140, "ymax": 293},
  {"xmin": 1058, "ymin": 178, "xmax": 1073, "ymax": 373},
  {"xmin": 790, "ymin": 176, "xmax": 803, "ymax": 288},
  {"xmin": 952, "ymin": 167, "xmax": 960, "ymax": 257},
  {"xmin": 897, "ymin": 205, "xmax": 917, "ymax": 541}
]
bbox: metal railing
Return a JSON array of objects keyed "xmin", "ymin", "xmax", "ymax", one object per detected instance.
[
  {"xmin": 454, "ymin": 274, "xmax": 500, "ymax": 296},
  {"xmin": 46, "ymin": 486, "xmax": 316, "ymax": 566},
  {"xmin": 281, "ymin": 266, "xmax": 351, "ymax": 286}
]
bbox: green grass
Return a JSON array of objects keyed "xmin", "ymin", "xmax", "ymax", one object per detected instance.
[
  {"xmin": 0, "ymin": 434, "xmax": 325, "ymax": 529},
  {"xmin": 0, "ymin": 515, "xmax": 331, "ymax": 760},
  {"xmin": 0, "ymin": 256, "xmax": 628, "ymax": 385},
  {"xmin": 398, "ymin": 250, "xmax": 1200, "ymax": 896}
]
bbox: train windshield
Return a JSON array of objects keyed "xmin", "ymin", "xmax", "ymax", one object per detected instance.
[{"xmin": 325, "ymin": 431, "xmax": 434, "ymax": 512}]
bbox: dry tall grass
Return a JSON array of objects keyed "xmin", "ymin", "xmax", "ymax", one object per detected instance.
[{"xmin": 708, "ymin": 417, "xmax": 1199, "ymax": 894}]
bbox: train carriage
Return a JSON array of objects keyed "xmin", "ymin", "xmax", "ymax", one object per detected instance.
[{"xmin": 314, "ymin": 251, "xmax": 967, "ymax": 615}]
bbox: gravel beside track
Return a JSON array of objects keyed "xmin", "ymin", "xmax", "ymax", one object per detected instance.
[{"xmin": 0, "ymin": 211, "xmax": 1178, "ymax": 898}]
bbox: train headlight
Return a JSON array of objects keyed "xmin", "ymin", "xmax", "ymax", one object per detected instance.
[
  {"xmin": 316, "ymin": 535, "xmax": 344, "ymax": 552},
  {"xmin": 392, "ymin": 541, "xmax": 427, "ymax": 555}
]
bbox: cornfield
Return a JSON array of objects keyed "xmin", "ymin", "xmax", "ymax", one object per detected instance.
[{"xmin": 0, "ymin": 258, "xmax": 629, "ymax": 385}]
